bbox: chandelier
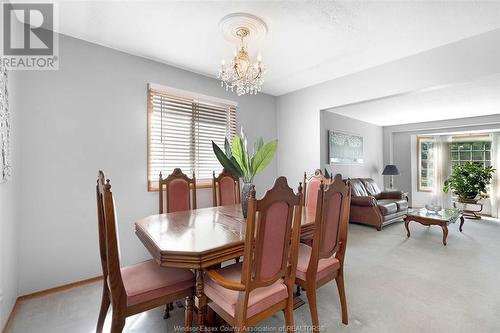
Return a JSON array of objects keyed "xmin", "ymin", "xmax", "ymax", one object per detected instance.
[{"xmin": 218, "ymin": 14, "xmax": 267, "ymax": 96}]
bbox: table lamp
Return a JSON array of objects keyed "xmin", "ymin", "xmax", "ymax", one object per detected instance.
[{"xmin": 382, "ymin": 164, "xmax": 399, "ymax": 189}]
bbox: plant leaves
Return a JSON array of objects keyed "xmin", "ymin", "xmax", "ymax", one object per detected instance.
[
  {"xmin": 253, "ymin": 137, "xmax": 264, "ymax": 156},
  {"xmin": 251, "ymin": 140, "xmax": 277, "ymax": 177},
  {"xmin": 231, "ymin": 135, "xmax": 249, "ymax": 178},
  {"xmin": 224, "ymin": 137, "xmax": 232, "ymax": 158},
  {"xmin": 212, "ymin": 141, "xmax": 242, "ymax": 178}
]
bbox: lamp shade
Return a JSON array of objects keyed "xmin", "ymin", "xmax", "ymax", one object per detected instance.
[{"xmin": 382, "ymin": 165, "xmax": 400, "ymax": 175}]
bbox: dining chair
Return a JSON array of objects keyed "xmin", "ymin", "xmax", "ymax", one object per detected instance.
[
  {"xmin": 159, "ymin": 168, "xmax": 197, "ymax": 214},
  {"xmin": 203, "ymin": 177, "xmax": 303, "ymax": 332},
  {"xmin": 302, "ymin": 169, "xmax": 332, "ymax": 208},
  {"xmin": 295, "ymin": 174, "xmax": 351, "ymax": 331},
  {"xmin": 300, "ymin": 169, "xmax": 332, "ymax": 248},
  {"xmin": 212, "ymin": 169, "xmax": 240, "ymax": 206},
  {"xmin": 95, "ymin": 171, "xmax": 195, "ymax": 333}
]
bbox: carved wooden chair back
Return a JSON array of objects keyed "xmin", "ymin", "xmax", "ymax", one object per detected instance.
[
  {"xmin": 238, "ymin": 177, "xmax": 303, "ymax": 319},
  {"xmin": 96, "ymin": 171, "xmax": 109, "ymax": 285},
  {"xmin": 212, "ymin": 170, "xmax": 240, "ymax": 206},
  {"xmin": 308, "ymin": 174, "xmax": 351, "ymax": 279},
  {"xmin": 96, "ymin": 171, "xmax": 127, "ymax": 310},
  {"xmin": 303, "ymin": 169, "xmax": 332, "ymax": 208},
  {"xmin": 159, "ymin": 168, "xmax": 197, "ymax": 213}
]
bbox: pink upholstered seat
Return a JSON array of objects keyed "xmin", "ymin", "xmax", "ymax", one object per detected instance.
[
  {"xmin": 295, "ymin": 243, "xmax": 340, "ymax": 282},
  {"xmin": 121, "ymin": 259, "xmax": 195, "ymax": 307},
  {"xmin": 204, "ymin": 263, "xmax": 288, "ymax": 318}
]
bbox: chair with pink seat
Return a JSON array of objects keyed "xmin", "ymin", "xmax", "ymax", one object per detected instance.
[
  {"xmin": 95, "ymin": 171, "xmax": 195, "ymax": 333},
  {"xmin": 295, "ymin": 174, "xmax": 351, "ymax": 331},
  {"xmin": 212, "ymin": 169, "xmax": 240, "ymax": 206},
  {"xmin": 203, "ymin": 177, "xmax": 303, "ymax": 332},
  {"xmin": 159, "ymin": 168, "xmax": 197, "ymax": 214}
]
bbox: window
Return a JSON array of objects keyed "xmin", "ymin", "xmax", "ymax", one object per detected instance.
[
  {"xmin": 147, "ymin": 84, "xmax": 236, "ymax": 191},
  {"xmin": 417, "ymin": 135, "xmax": 492, "ymax": 193},
  {"xmin": 418, "ymin": 137, "xmax": 435, "ymax": 192},
  {"xmin": 450, "ymin": 140, "xmax": 491, "ymax": 168}
]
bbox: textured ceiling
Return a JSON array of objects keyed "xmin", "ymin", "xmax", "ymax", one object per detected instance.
[
  {"xmin": 37, "ymin": 1, "xmax": 500, "ymax": 95},
  {"xmin": 328, "ymin": 74, "xmax": 500, "ymax": 126}
]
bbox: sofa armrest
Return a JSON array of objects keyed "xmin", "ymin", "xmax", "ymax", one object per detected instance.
[
  {"xmin": 379, "ymin": 191, "xmax": 404, "ymax": 200},
  {"xmin": 351, "ymin": 196, "xmax": 376, "ymax": 207}
]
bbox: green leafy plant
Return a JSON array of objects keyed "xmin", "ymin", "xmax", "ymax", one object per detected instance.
[
  {"xmin": 443, "ymin": 162, "xmax": 495, "ymax": 199},
  {"xmin": 212, "ymin": 128, "xmax": 277, "ymax": 183}
]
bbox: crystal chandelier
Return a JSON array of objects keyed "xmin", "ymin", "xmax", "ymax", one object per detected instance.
[{"xmin": 218, "ymin": 27, "xmax": 265, "ymax": 96}]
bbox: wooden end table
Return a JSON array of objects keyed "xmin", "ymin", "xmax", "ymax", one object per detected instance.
[
  {"xmin": 404, "ymin": 208, "xmax": 464, "ymax": 246},
  {"xmin": 453, "ymin": 198, "xmax": 484, "ymax": 219}
]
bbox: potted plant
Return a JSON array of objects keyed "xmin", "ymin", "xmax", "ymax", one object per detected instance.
[
  {"xmin": 443, "ymin": 162, "xmax": 495, "ymax": 200},
  {"xmin": 212, "ymin": 128, "xmax": 277, "ymax": 217}
]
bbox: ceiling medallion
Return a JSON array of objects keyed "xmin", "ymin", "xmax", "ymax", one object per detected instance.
[{"xmin": 218, "ymin": 13, "xmax": 267, "ymax": 96}]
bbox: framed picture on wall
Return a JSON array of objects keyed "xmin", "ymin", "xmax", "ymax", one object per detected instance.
[{"xmin": 328, "ymin": 130, "xmax": 364, "ymax": 164}]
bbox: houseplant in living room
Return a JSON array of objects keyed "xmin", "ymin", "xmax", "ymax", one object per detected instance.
[
  {"xmin": 212, "ymin": 128, "xmax": 277, "ymax": 218},
  {"xmin": 443, "ymin": 162, "xmax": 495, "ymax": 200}
]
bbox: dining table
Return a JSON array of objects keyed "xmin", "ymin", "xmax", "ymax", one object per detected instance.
[{"xmin": 135, "ymin": 203, "xmax": 316, "ymax": 328}]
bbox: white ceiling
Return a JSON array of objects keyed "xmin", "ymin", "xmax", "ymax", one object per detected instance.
[
  {"xmin": 43, "ymin": 0, "xmax": 500, "ymax": 96},
  {"xmin": 328, "ymin": 74, "xmax": 500, "ymax": 126}
]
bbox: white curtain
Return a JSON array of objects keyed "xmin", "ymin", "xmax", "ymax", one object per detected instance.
[
  {"xmin": 432, "ymin": 135, "xmax": 452, "ymax": 208},
  {"xmin": 490, "ymin": 133, "xmax": 500, "ymax": 218}
]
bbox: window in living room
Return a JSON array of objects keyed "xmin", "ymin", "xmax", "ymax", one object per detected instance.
[
  {"xmin": 418, "ymin": 137, "xmax": 435, "ymax": 192},
  {"xmin": 147, "ymin": 84, "xmax": 237, "ymax": 191},
  {"xmin": 450, "ymin": 139, "xmax": 491, "ymax": 168}
]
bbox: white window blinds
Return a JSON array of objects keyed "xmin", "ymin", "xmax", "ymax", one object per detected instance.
[{"xmin": 148, "ymin": 85, "xmax": 236, "ymax": 190}]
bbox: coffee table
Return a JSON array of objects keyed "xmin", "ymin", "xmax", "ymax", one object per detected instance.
[{"xmin": 404, "ymin": 208, "xmax": 464, "ymax": 246}]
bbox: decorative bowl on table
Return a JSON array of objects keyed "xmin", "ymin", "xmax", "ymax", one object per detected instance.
[{"xmin": 425, "ymin": 204, "xmax": 442, "ymax": 214}]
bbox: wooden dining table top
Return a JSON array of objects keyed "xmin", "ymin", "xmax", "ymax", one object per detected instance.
[{"xmin": 135, "ymin": 204, "xmax": 316, "ymax": 269}]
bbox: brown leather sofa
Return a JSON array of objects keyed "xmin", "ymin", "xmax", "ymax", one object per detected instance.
[{"xmin": 349, "ymin": 178, "xmax": 408, "ymax": 231}]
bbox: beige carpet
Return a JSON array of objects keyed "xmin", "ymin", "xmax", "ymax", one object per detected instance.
[{"xmin": 7, "ymin": 217, "xmax": 500, "ymax": 333}]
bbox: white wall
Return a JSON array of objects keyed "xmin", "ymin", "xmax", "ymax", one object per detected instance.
[
  {"xmin": 384, "ymin": 114, "xmax": 500, "ymax": 207},
  {"xmin": 14, "ymin": 34, "xmax": 277, "ymax": 295},
  {"xmin": 0, "ymin": 72, "xmax": 19, "ymax": 327},
  {"xmin": 276, "ymin": 29, "xmax": 500, "ymax": 184},
  {"xmin": 320, "ymin": 111, "xmax": 383, "ymax": 184}
]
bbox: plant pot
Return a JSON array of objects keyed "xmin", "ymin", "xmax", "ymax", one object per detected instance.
[
  {"xmin": 241, "ymin": 182, "xmax": 253, "ymax": 218},
  {"xmin": 458, "ymin": 192, "xmax": 479, "ymax": 200}
]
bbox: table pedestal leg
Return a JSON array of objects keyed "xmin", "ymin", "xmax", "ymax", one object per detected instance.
[
  {"xmin": 459, "ymin": 216, "xmax": 464, "ymax": 232},
  {"xmin": 404, "ymin": 217, "xmax": 411, "ymax": 238},
  {"xmin": 441, "ymin": 224, "xmax": 448, "ymax": 246},
  {"xmin": 195, "ymin": 269, "xmax": 207, "ymax": 329}
]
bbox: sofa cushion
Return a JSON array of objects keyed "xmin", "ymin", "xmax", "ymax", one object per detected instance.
[
  {"xmin": 376, "ymin": 200, "xmax": 398, "ymax": 215},
  {"xmin": 361, "ymin": 178, "xmax": 382, "ymax": 197},
  {"xmin": 395, "ymin": 199, "xmax": 408, "ymax": 211},
  {"xmin": 204, "ymin": 263, "xmax": 288, "ymax": 319},
  {"xmin": 350, "ymin": 179, "xmax": 368, "ymax": 197}
]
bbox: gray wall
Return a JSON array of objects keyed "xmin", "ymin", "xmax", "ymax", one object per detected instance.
[
  {"xmin": 13, "ymin": 34, "xmax": 277, "ymax": 295},
  {"xmin": 0, "ymin": 73, "xmax": 19, "ymax": 328},
  {"xmin": 384, "ymin": 114, "xmax": 500, "ymax": 205},
  {"xmin": 320, "ymin": 111, "xmax": 383, "ymax": 184},
  {"xmin": 276, "ymin": 29, "xmax": 500, "ymax": 185}
]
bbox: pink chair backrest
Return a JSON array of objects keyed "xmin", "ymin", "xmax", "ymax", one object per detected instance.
[
  {"xmin": 244, "ymin": 177, "xmax": 303, "ymax": 287},
  {"xmin": 159, "ymin": 168, "xmax": 197, "ymax": 214},
  {"xmin": 313, "ymin": 174, "xmax": 350, "ymax": 260},
  {"xmin": 167, "ymin": 178, "xmax": 190, "ymax": 212},
  {"xmin": 219, "ymin": 176, "xmax": 238, "ymax": 205},
  {"xmin": 306, "ymin": 178, "xmax": 321, "ymax": 209},
  {"xmin": 321, "ymin": 192, "xmax": 342, "ymax": 253}
]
